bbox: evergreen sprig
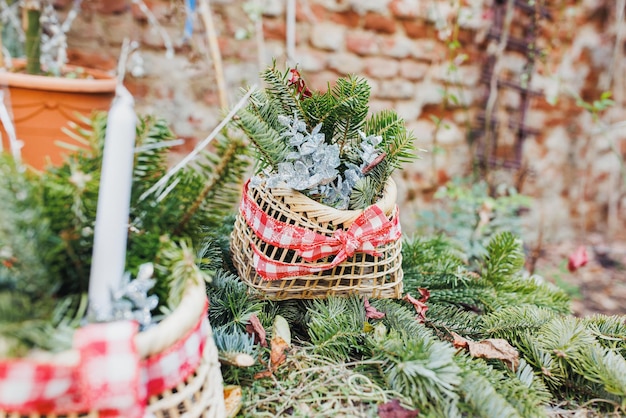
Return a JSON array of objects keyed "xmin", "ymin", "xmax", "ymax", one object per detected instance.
[
  {"xmin": 236, "ymin": 65, "xmax": 418, "ymax": 209},
  {"xmin": 1, "ymin": 111, "xmax": 248, "ymax": 353}
]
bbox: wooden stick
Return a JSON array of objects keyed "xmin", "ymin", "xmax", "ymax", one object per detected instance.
[{"xmin": 198, "ymin": 0, "xmax": 229, "ymax": 110}]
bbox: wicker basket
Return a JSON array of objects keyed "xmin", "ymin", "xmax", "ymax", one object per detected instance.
[
  {"xmin": 0, "ymin": 283, "xmax": 226, "ymax": 418},
  {"xmin": 231, "ymin": 177, "xmax": 403, "ymax": 300}
]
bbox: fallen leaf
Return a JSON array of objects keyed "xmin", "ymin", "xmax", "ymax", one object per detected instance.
[
  {"xmin": 378, "ymin": 399, "xmax": 419, "ymax": 418},
  {"xmin": 451, "ymin": 332, "xmax": 519, "ymax": 370},
  {"xmin": 253, "ymin": 370, "xmax": 273, "ymax": 380},
  {"xmin": 273, "ymin": 314, "xmax": 291, "ymax": 346},
  {"xmin": 246, "ymin": 314, "xmax": 267, "ymax": 347},
  {"xmin": 568, "ymin": 245, "xmax": 589, "ymax": 272},
  {"xmin": 451, "ymin": 332, "xmax": 469, "ymax": 349},
  {"xmin": 365, "ymin": 297, "xmax": 385, "ymax": 319},
  {"xmin": 270, "ymin": 336, "xmax": 289, "ymax": 371},
  {"xmin": 223, "ymin": 385, "xmax": 243, "ymax": 418},
  {"xmin": 403, "ymin": 289, "xmax": 430, "ymax": 323}
]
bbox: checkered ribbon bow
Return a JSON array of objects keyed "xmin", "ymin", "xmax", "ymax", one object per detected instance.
[
  {"xmin": 0, "ymin": 299, "xmax": 209, "ymax": 417},
  {"xmin": 241, "ymin": 181, "xmax": 402, "ymax": 280}
]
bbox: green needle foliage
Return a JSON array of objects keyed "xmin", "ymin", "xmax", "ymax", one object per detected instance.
[
  {"xmin": 235, "ymin": 65, "xmax": 417, "ymax": 209},
  {"xmin": 0, "ymin": 111, "xmax": 248, "ymax": 355},
  {"xmin": 210, "ymin": 224, "xmax": 626, "ymax": 416}
]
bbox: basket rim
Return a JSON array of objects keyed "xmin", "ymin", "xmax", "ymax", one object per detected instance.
[
  {"xmin": 258, "ymin": 177, "xmax": 397, "ymax": 227},
  {"xmin": 135, "ymin": 280, "xmax": 207, "ymax": 358},
  {"xmin": 11, "ymin": 281, "xmax": 207, "ymax": 364}
]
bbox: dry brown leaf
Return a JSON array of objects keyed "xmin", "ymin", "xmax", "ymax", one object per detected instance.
[
  {"xmin": 365, "ymin": 297, "xmax": 385, "ymax": 320},
  {"xmin": 253, "ymin": 370, "xmax": 273, "ymax": 380},
  {"xmin": 246, "ymin": 314, "xmax": 267, "ymax": 347},
  {"xmin": 451, "ymin": 332, "xmax": 469, "ymax": 349},
  {"xmin": 451, "ymin": 332, "xmax": 519, "ymax": 370},
  {"xmin": 270, "ymin": 335, "xmax": 289, "ymax": 371},
  {"xmin": 403, "ymin": 288, "xmax": 430, "ymax": 323},
  {"xmin": 223, "ymin": 385, "xmax": 243, "ymax": 418}
]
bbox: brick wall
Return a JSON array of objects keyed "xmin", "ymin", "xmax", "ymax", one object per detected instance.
[{"xmin": 61, "ymin": 0, "xmax": 626, "ymax": 242}]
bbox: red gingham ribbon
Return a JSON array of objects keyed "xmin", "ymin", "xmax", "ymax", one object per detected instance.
[
  {"xmin": 0, "ymin": 298, "xmax": 209, "ymax": 417},
  {"xmin": 240, "ymin": 180, "xmax": 401, "ymax": 280}
]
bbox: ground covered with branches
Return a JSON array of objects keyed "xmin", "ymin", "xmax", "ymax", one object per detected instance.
[{"xmin": 208, "ymin": 227, "xmax": 626, "ymax": 417}]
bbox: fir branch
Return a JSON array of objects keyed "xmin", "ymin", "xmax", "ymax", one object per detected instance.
[
  {"xmin": 236, "ymin": 106, "xmax": 287, "ymax": 170},
  {"xmin": 426, "ymin": 304, "xmax": 483, "ymax": 338},
  {"xmin": 458, "ymin": 370, "xmax": 524, "ymax": 418},
  {"xmin": 455, "ymin": 355, "xmax": 550, "ymax": 418},
  {"xmin": 369, "ymin": 328, "xmax": 461, "ymax": 407},
  {"xmin": 489, "ymin": 277, "xmax": 571, "ymax": 314},
  {"xmin": 306, "ymin": 296, "xmax": 366, "ymax": 361},
  {"xmin": 213, "ymin": 326, "xmax": 258, "ymax": 366},
  {"xmin": 174, "ymin": 133, "xmax": 249, "ymax": 236},
  {"xmin": 349, "ymin": 162, "xmax": 387, "ymax": 210},
  {"xmin": 153, "ymin": 238, "xmax": 211, "ymax": 309},
  {"xmin": 482, "ymin": 232, "xmax": 525, "ymax": 284},
  {"xmin": 481, "ymin": 305, "xmax": 559, "ymax": 344},
  {"xmin": 261, "ymin": 66, "xmax": 303, "ymax": 117},
  {"xmin": 581, "ymin": 315, "xmax": 626, "ymax": 356},
  {"xmin": 302, "ymin": 75, "xmax": 370, "ymax": 152},
  {"xmin": 365, "ymin": 109, "xmax": 404, "ymax": 143},
  {"xmin": 207, "ymin": 268, "xmax": 264, "ymax": 333}
]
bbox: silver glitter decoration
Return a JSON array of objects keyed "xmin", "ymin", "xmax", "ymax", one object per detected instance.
[
  {"xmin": 110, "ymin": 263, "xmax": 159, "ymax": 329},
  {"xmin": 261, "ymin": 114, "xmax": 385, "ymax": 210}
]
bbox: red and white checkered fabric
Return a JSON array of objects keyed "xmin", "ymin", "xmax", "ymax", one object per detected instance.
[
  {"xmin": 240, "ymin": 181, "xmax": 402, "ymax": 280},
  {"xmin": 0, "ymin": 298, "xmax": 209, "ymax": 417}
]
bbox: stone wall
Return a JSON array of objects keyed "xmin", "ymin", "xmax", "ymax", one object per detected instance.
[{"xmin": 60, "ymin": 0, "xmax": 626, "ymax": 243}]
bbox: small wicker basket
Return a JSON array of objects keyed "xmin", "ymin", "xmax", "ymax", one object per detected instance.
[
  {"xmin": 231, "ymin": 178, "xmax": 403, "ymax": 300},
  {"xmin": 0, "ymin": 283, "xmax": 226, "ymax": 418}
]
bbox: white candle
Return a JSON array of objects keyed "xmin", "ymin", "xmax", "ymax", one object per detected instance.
[{"xmin": 88, "ymin": 85, "xmax": 137, "ymax": 321}]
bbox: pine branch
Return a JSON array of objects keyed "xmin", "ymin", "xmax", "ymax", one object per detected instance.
[
  {"xmin": 301, "ymin": 76, "xmax": 370, "ymax": 153},
  {"xmin": 236, "ymin": 106, "xmax": 287, "ymax": 170},
  {"xmin": 482, "ymin": 232, "xmax": 525, "ymax": 284},
  {"xmin": 306, "ymin": 296, "xmax": 366, "ymax": 361},
  {"xmin": 207, "ymin": 268, "xmax": 264, "ymax": 333},
  {"xmin": 365, "ymin": 109, "xmax": 404, "ymax": 143},
  {"xmin": 261, "ymin": 66, "xmax": 302, "ymax": 117},
  {"xmin": 153, "ymin": 238, "xmax": 212, "ymax": 309},
  {"xmin": 213, "ymin": 326, "xmax": 258, "ymax": 367},
  {"xmin": 481, "ymin": 305, "xmax": 559, "ymax": 343},
  {"xmin": 369, "ymin": 328, "xmax": 461, "ymax": 407},
  {"xmin": 174, "ymin": 133, "xmax": 250, "ymax": 236}
]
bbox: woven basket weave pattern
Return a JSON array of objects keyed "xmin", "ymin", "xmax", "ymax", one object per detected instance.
[{"xmin": 231, "ymin": 180, "xmax": 403, "ymax": 300}]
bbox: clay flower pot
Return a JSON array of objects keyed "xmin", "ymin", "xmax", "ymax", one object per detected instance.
[{"xmin": 0, "ymin": 59, "xmax": 116, "ymax": 169}]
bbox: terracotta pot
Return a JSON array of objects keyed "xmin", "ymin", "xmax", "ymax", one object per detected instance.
[{"xmin": 0, "ymin": 59, "xmax": 116, "ymax": 169}]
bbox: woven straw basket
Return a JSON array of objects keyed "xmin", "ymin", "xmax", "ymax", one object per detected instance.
[
  {"xmin": 0, "ymin": 283, "xmax": 226, "ymax": 418},
  {"xmin": 231, "ymin": 177, "xmax": 403, "ymax": 300}
]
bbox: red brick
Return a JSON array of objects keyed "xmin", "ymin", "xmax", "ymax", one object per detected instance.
[
  {"xmin": 66, "ymin": 49, "xmax": 116, "ymax": 71},
  {"xmin": 365, "ymin": 57, "xmax": 399, "ymax": 79},
  {"xmin": 217, "ymin": 37, "xmax": 238, "ymax": 59},
  {"xmin": 100, "ymin": 0, "xmax": 131, "ymax": 15},
  {"xmin": 329, "ymin": 11, "xmax": 361, "ymax": 28},
  {"xmin": 389, "ymin": 0, "xmax": 422, "ymax": 19},
  {"xmin": 363, "ymin": 13, "xmax": 397, "ymax": 34},
  {"xmin": 378, "ymin": 36, "xmax": 413, "ymax": 58},
  {"xmin": 399, "ymin": 61, "xmax": 429, "ymax": 80},
  {"xmin": 52, "ymin": 0, "xmax": 72, "ymax": 9},
  {"xmin": 346, "ymin": 31, "xmax": 379, "ymax": 56},
  {"xmin": 307, "ymin": 70, "xmax": 339, "ymax": 93},
  {"xmin": 297, "ymin": 3, "xmax": 326, "ymax": 21},
  {"xmin": 129, "ymin": 0, "xmax": 172, "ymax": 22},
  {"xmin": 402, "ymin": 20, "xmax": 431, "ymax": 39},
  {"xmin": 263, "ymin": 19, "xmax": 286, "ymax": 41},
  {"xmin": 328, "ymin": 53, "xmax": 364, "ymax": 75}
]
